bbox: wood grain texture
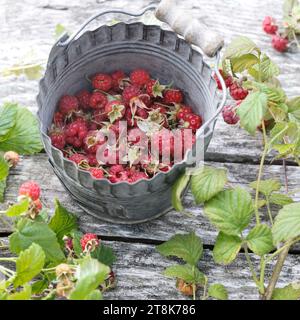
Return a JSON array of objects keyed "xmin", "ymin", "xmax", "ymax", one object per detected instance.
[
  {"xmin": 1, "ymin": 155, "xmax": 299, "ymax": 248},
  {"xmin": 0, "ymin": 237, "xmax": 300, "ymax": 300}
]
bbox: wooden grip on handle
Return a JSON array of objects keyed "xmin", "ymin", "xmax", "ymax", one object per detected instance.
[{"xmin": 155, "ymin": 0, "xmax": 224, "ymax": 57}]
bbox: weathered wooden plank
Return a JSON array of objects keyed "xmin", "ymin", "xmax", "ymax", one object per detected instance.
[
  {"xmin": 0, "ymin": 0, "xmax": 299, "ymax": 164},
  {"xmin": 1, "ymin": 154, "xmax": 299, "ymax": 247},
  {"xmin": 0, "ymin": 237, "xmax": 300, "ymax": 300}
]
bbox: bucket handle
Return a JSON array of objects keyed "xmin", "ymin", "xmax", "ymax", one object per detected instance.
[{"xmin": 57, "ymin": 2, "xmax": 227, "ymax": 135}]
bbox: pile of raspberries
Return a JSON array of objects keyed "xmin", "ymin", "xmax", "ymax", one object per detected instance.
[{"xmin": 48, "ymin": 69, "xmax": 202, "ymax": 183}]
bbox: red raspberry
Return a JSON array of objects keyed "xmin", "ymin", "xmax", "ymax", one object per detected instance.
[
  {"xmin": 80, "ymin": 233, "xmax": 100, "ymax": 252},
  {"xmin": 129, "ymin": 171, "xmax": 148, "ymax": 183},
  {"xmin": 87, "ymin": 154, "xmax": 99, "ymax": 166},
  {"xmin": 111, "ymin": 70, "xmax": 126, "ymax": 90},
  {"xmin": 146, "ymin": 79, "xmax": 165, "ymax": 97},
  {"xmin": 89, "ymin": 167, "xmax": 104, "ymax": 179},
  {"xmin": 83, "ymin": 130, "xmax": 106, "ymax": 154},
  {"xmin": 65, "ymin": 237, "xmax": 73, "ymax": 251},
  {"xmin": 176, "ymin": 105, "xmax": 193, "ymax": 121},
  {"xmin": 109, "ymin": 164, "xmax": 124, "ymax": 176},
  {"xmin": 53, "ymin": 112, "xmax": 64, "ymax": 126},
  {"xmin": 93, "ymin": 109, "xmax": 108, "ymax": 123},
  {"xmin": 122, "ymin": 85, "xmax": 141, "ymax": 105},
  {"xmin": 152, "ymin": 128, "xmax": 175, "ymax": 156},
  {"xmin": 19, "ymin": 181, "xmax": 41, "ymax": 201},
  {"xmin": 105, "ymin": 100, "xmax": 126, "ymax": 123},
  {"xmin": 50, "ymin": 132, "xmax": 66, "ymax": 150},
  {"xmin": 163, "ymin": 89, "xmax": 183, "ymax": 104},
  {"xmin": 213, "ymin": 69, "xmax": 233, "ymax": 90},
  {"xmin": 130, "ymin": 69, "xmax": 150, "ymax": 86},
  {"xmin": 91, "ymin": 73, "xmax": 112, "ymax": 92},
  {"xmin": 183, "ymin": 113, "xmax": 202, "ymax": 131},
  {"xmin": 69, "ymin": 153, "xmax": 88, "ymax": 165},
  {"xmin": 229, "ymin": 83, "xmax": 248, "ymax": 100},
  {"xmin": 262, "ymin": 16, "xmax": 278, "ymax": 35},
  {"xmin": 222, "ymin": 103, "xmax": 240, "ymax": 125},
  {"xmin": 58, "ymin": 95, "xmax": 79, "ymax": 116},
  {"xmin": 89, "ymin": 92, "xmax": 108, "ymax": 109},
  {"xmin": 33, "ymin": 198, "xmax": 42, "ymax": 211},
  {"xmin": 76, "ymin": 89, "xmax": 91, "ymax": 110},
  {"xmin": 272, "ymin": 35, "xmax": 288, "ymax": 52}
]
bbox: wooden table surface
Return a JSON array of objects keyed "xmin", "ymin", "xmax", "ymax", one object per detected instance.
[{"xmin": 0, "ymin": 0, "xmax": 300, "ymax": 300}]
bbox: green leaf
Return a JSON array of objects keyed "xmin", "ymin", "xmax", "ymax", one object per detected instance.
[
  {"xmin": 48, "ymin": 199, "xmax": 77, "ymax": 245},
  {"xmin": 208, "ymin": 283, "xmax": 228, "ymax": 300},
  {"xmin": 252, "ymin": 82, "xmax": 286, "ymax": 104},
  {"xmin": 31, "ymin": 278, "xmax": 49, "ymax": 295},
  {"xmin": 272, "ymin": 203, "xmax": 300, "ymax": 244},
  {"xmin": 287, "ymin": 96, "xmax": 300, "ymax": 121},
  {"xmin": 14, "ymin": 243, "xmax": 45, "ymax": 288},
  {"xmin": 272, "ymin": 283, "xmax": 300, "ymax": 300},
  {"xmin": 69, "ymin": 257, "xmax": 110, "ymax": 300},
  {"xmin": 7, "ymin": 284, "xmax": 31, "ymax": 300},
  {"xmin": 249, "ymin": 179, "xmax": 281, "ymax": 197},
  {"xmin": 71, "ymin": 230, "xmax": 83, "ymax": 257},
  {"xmin": 91, "ymin": 244, "xmax": 116, "ymax": 267},
  {"xmin": 204, "ymin": 188, "xmax": 254, "ymax": 235},
  {"xmin": 269, "ymin": 193, "xmax": 294, "ymax": 206},
  {"xmin": 171, "ymin": 173, "xmax": 190, "ymax": 211},
  {"xmin": 9, "ymin": 218, "xmax": 65, "ymax": 262},
  {"xmin": 259, "ymin": 55, "xmax": 280, "ymax": 81},
  {"xmin": 237, "ymin": 92, "xmax": 268, "ymax": 135},
  {"xmin": 156, "ymin": 232, "xmax": 203, "ymax": 266},
  {"xmin": 246, "ymin": 225, "xmax": 274, "ymax": 255},
  {"xmin": 213, "ymin": 232, "xmax": 242, "ymax": 265},
  {"xmin": 283, "ymin": 0, "xmax": 298, "ymax": 18},
  {"xmin": 230, "ymin": 54, "xmax": 259, "ymax": 73},
  {"xmin": 0, "ymin": 105, "xmax": 43, "ymax": 154},
  {"xmin": 0, "ymin": 178, "xmax": 7, "ymax": 202},
  {"xmin": 6, "ymin": 198, "xmax": 29, "ymax": 217},
  {"xmin": 190, "ymin": 166, "xmax": 227, "ymax": 204},
  {"xmin": 223, "ymin": 36, "xmax": 259, "ymax": 59},
  {"xmin": 0, "ymin": 156, "xmax": 9, "ymax": 180},
  {"xmin": 0, "ymin": 103, "xmax": 18, "ymax": 137},
  {"xmin": 85, "ymin": 289, "xmax": 103, "ymax": 300},
  {"xmin": 163, "ymin": 264, "xmax": 205, "ymax": 285}
]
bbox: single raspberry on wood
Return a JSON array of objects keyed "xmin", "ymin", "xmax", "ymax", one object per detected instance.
[
  {"xmin": 58, "ymin": 95, "xmax": 79, "ymax": 116},
  {"xmin": 89, "ymin": 92, "xmax": 108, "ymax": 109},
  {"xmin": 262, "ymin": 16, "xmax": 278, "ymax": 35},
  {"xmin": 19, "ymin": 181, "xmax": 41, "ymax": 201},
  {"xmin": 91, "ymin": 73, "xmax": 112, "ymax": 92},
  {"xmin": 130, "ymin": 69, "xmax": 150, "ymax": 86},
  {"xmin": 163, "ymin": 89, "xmax": 183, "ymax": 104},
  {"xmin": 229, "ymin": 83, "xmax": 248, "ymax": 100},
  {"xmin": 80, "ymin": 233, "xmax": 100, "ymax": 252},
  {"xmin": 272, "ymin": 35, "xmax": 288, "ymax": 52}
]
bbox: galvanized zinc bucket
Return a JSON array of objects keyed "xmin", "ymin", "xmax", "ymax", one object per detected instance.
[{"xmin": 37, "ymin": 1, "xmax": 226, "ymax": 224}]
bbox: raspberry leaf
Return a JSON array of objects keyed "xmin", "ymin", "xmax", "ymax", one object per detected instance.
[
  {"xmin": 246, "ymin": 225, "xmax": 274, "ymax": 256},
  {"xmin": 171, "ymin": 173, "xmax": 190, "ymax": 211},
  {"xmin": 48, "ymin": 199, "xmax": 77, "ymax": 246},
  {"xmin": 0, "ymin": 103, "xmax": 18, "ymax": 137},
  {"xmin": 237, "ymin": 91, "xmax": 268, "ymax": 135},
  {"xmin": 272, "ymin": 283, "xmax": 300, "ymax": 300},
  {"xmin": 69, "ymin": 257, "xmax": 110, "ymax": 300},
  {"xmin": 9, "ymin": 218, "xmax": 65, "ymax": 263},
  {"xmin": 208, "ymin": 283, "xmax": 228, "ymax": 300},
  {"xmin": 190, "ymin": 166, "xmax": 227, "ymax": 204},
  {"xmin": 223, "ymin": 36, "xmax": 260, "ymax": 59},
  {"xmin": 156, "ymin": 232, "xmax": 203, "ymax": 266},
  {"xmin": 204, "ymin": 188, "xmax": 254, "ymax": 236},
  {"xmin": 91, "ymin": 244, "xmax": 116, "ymax": 267},
  {"xmin": 7, "ymin": 284, "xmax": 31, "ymax": 300},
  {"xmin": 0, "ymin": 156, "xmax": 9, "ymax": 181},
  {"xmin": 213, "ymin": 232, "xmax": 242, "ymax": 265},
  {"xmin": 6, "ymin": 198, "xmax": 30, "ymax": 217},
  {"xmin": 0, "ymin": 105, "xmax": 43, "ymax": 154},
  {"xmin": 13, "ymin": 243, "xmax": 45, "ymax": 288},
  {"xmin": 163, "ymin": 264, "xmax": 205, "ymax": 285},
  {"xmin": 287, "ymin": 96, "xmax": 300, "ymax": 121},
  {"xmin": 272, "ymin": 203, "xmax": 300, "ymax": 244},
  {"xmin": 230, "ymin": 54, "xmax": 259, "ymax": 73},
  {"xmin": 249, "ymin": 179, "xmax": 281, "ymax": 197},
  {"xmin": 85, "ymin": 289, "xmax": 103, "ymax": 300},
  {"xmin": 269, "ymin": 193, "xmax": 294, "ymax": 206}
]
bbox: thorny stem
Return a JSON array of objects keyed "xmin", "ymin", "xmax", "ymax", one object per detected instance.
[
  {"xmin": 201, "ymin": 275, "xmax": 208, "ymax": 300},
  {"xmin": 259, "ymin": 257, "xmax": 266, "ymax": 295},
  {"xmin": 254, "ymin": 120, "xmax": 268, "ymax": 225},
  {"xmin": 243, "ymin": 243, "xmax": 260, "ymax": 287},
  {"xmin": 0, "ymin": 257, "xmax": 17, "ymax": 262}
]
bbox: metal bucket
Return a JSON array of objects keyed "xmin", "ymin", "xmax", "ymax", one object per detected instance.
[{"xmin": 37, "ymin": 5, "xmax": 226, "ymax": 224}]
